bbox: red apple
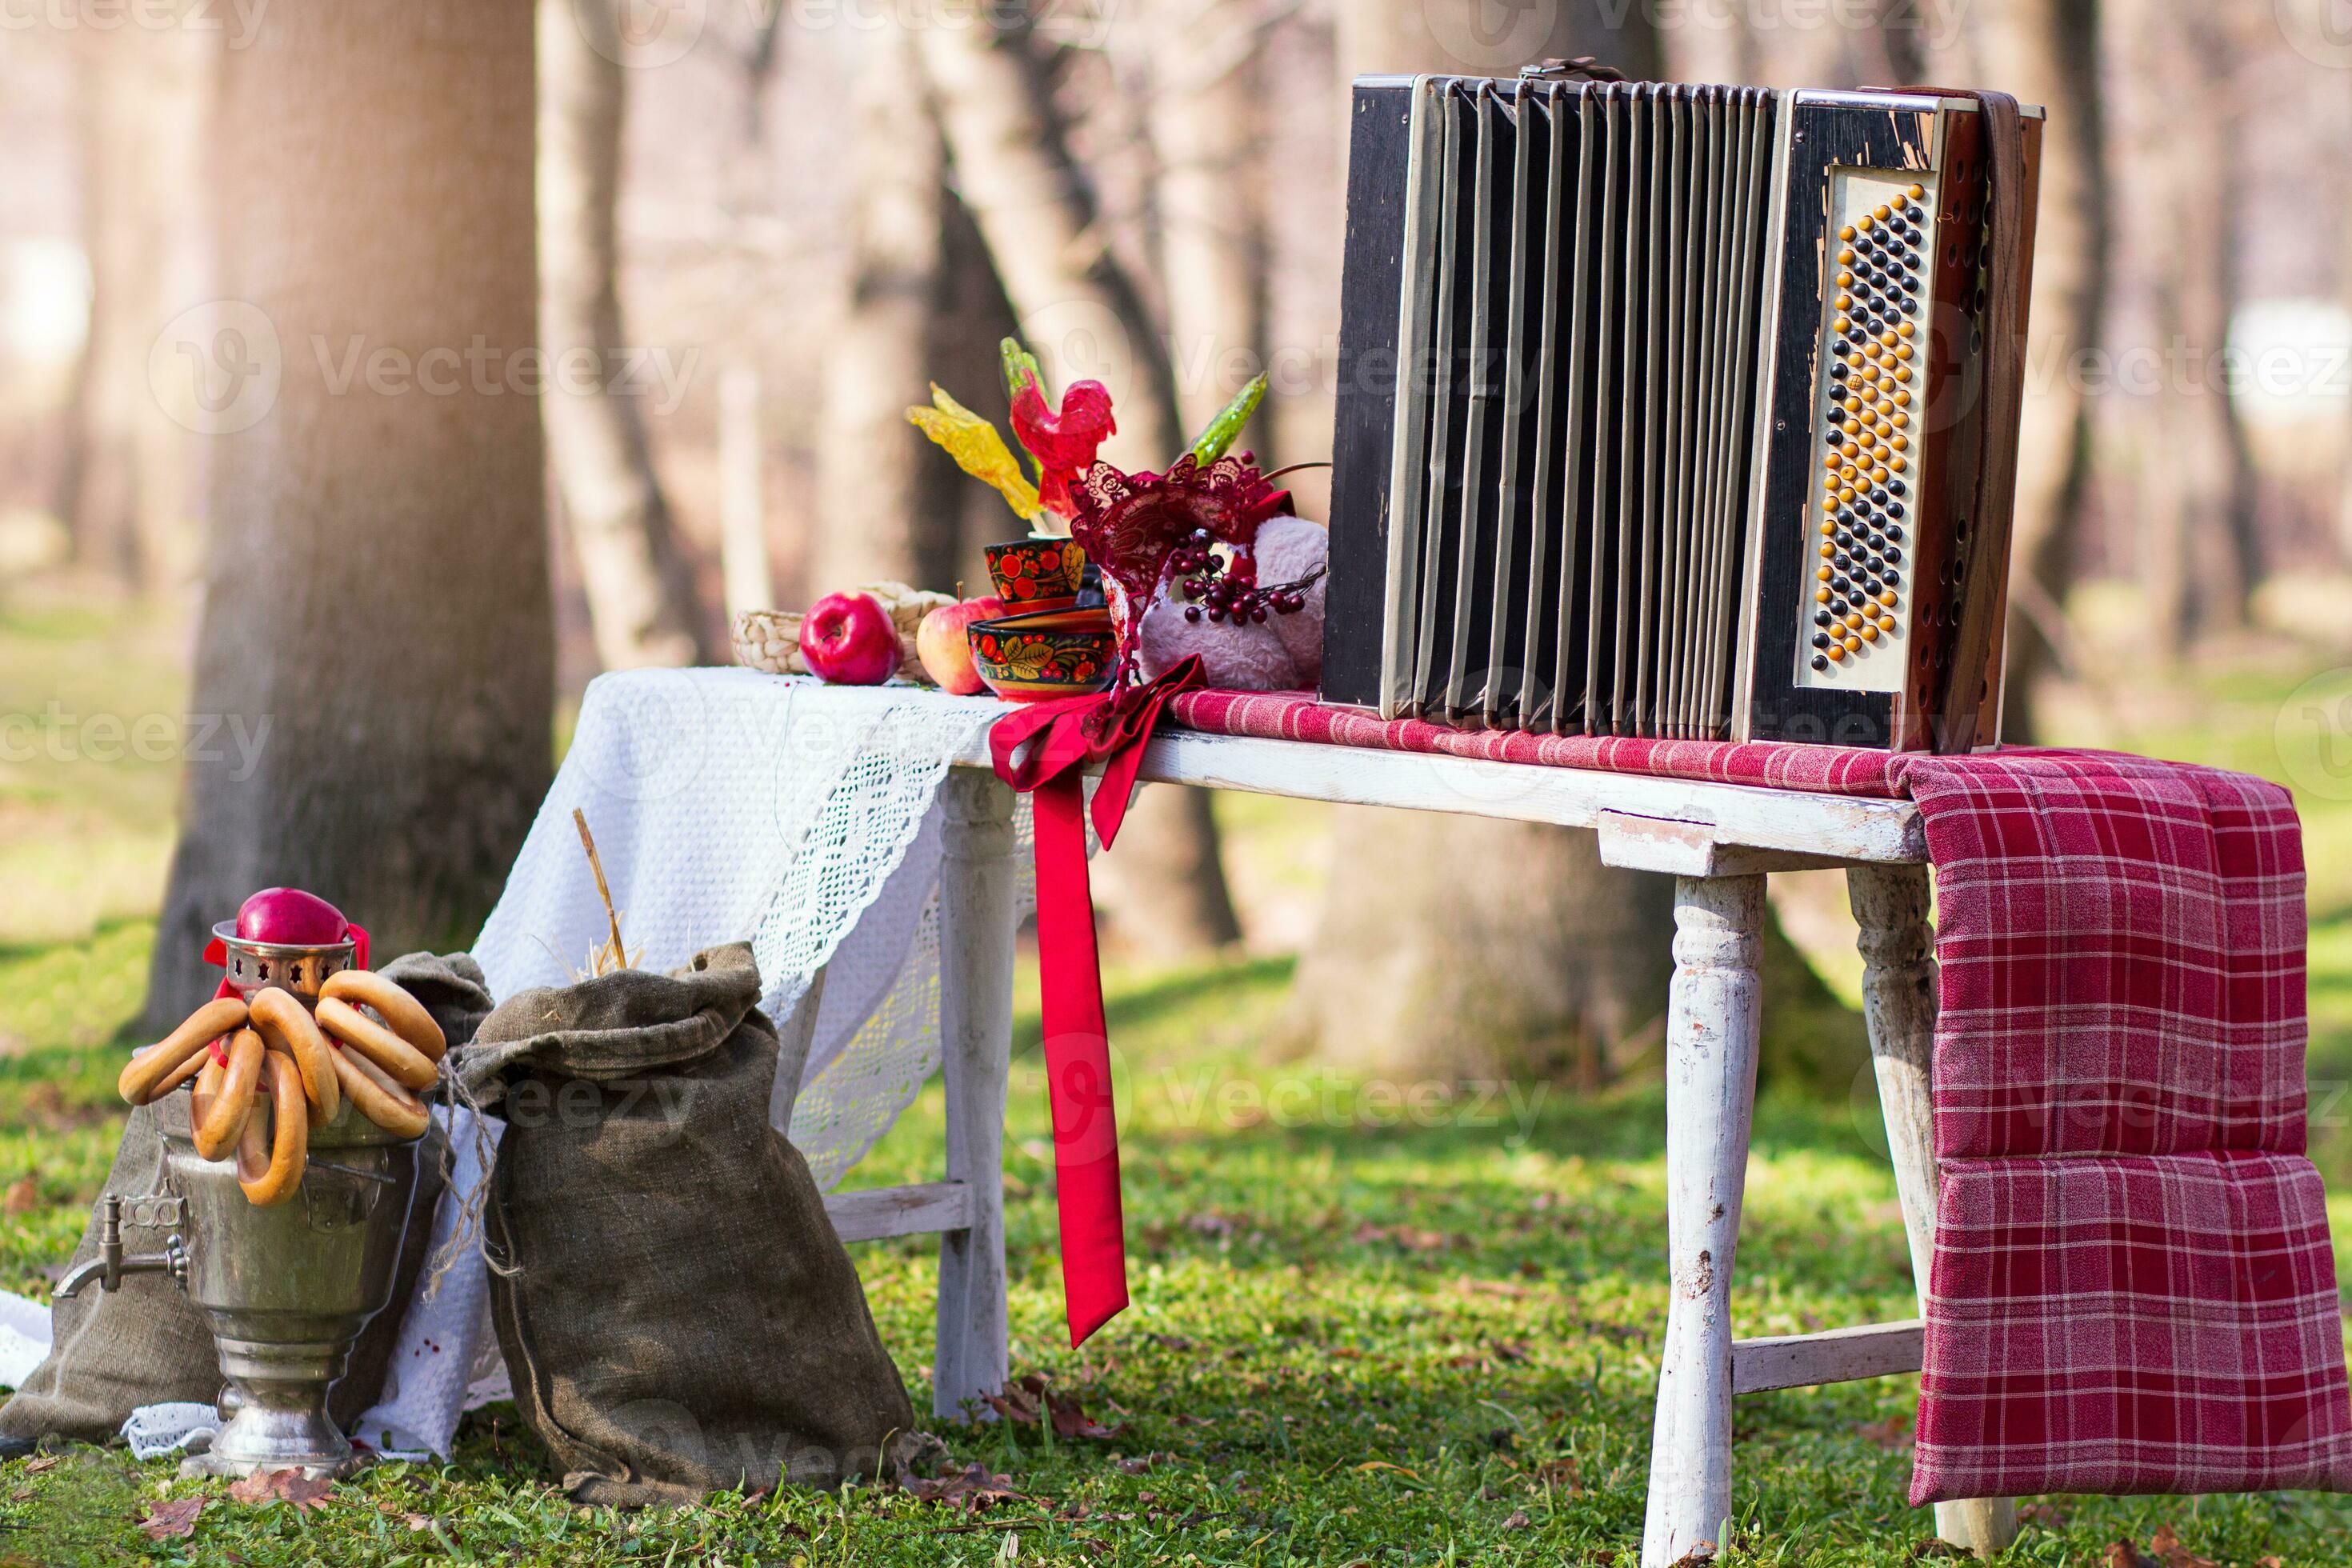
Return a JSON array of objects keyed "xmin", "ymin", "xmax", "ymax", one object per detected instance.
[
  {"xmin": 236, "ymin": 887, "xmax": 347, "ymax": 944},
  {"xmin": 916, "ymin": 595, "xmax": 1005, "ymax": 695},
  {"xmin": 798, "ymin": 590, "xmax": 902, "ymax": 686}
]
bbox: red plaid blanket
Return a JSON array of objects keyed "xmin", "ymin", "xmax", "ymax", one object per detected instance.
[{"xmin": 1168, "ymin": 689, "xmax": 2352, "ymax": 1502}]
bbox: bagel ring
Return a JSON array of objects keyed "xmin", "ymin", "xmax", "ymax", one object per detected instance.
[
  {"xmin": 237, "ymin": 1052, "xmax": 308, "ymax": 1207},
  {"xmin": 319, "ymin": 970, "xmax": 446, "ymax": 1062},
  {"xmin": 315, "ymin": 996, "xmax": 439, "ymax": 1092},
  {"xmin": 118, "ymin": 997, "xmax": 249, "ymax": 1106},
  {"xmin": 330, "ymin": 1042, "xmax": 431, "ymax": 1140},
  {"xmin": 248, "ymin": 986, "xmax": 341, "ymax": 1124},
  {"xmin": 193, "ymin": 1028, "xmax": 264, "ymax": 1161},
  {"xmin": 188, "ymin": 1055, "xmax": 229, "ymax": 1144}
]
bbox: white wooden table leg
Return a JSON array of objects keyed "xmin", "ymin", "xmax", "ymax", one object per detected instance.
[
  {"xmin": 934, "ymin": 768, "xmax": 1015, "ymax": 1420},
  {"xmin": 1848, "ymin": 862, "xmax": 2017, "ymax": 1558},
  {"xmin": 1642, "ymin": 873, "xmax": 1766, "ymax": 1568}
]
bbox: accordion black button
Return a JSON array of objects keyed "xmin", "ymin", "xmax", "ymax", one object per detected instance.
[
  {"xmin": 1885, "ymin": 525, "xmax": 1905, "ymax": 543},
  {"xmin": 1831, "ymin": 574, "xmax": 1851, "ymax": 594},
  {"xmin": 1901, "ymin": 275, "xmax": 1919, "ymax": 294},
  {"xmin": 1884, "ymin": 501, "xmax": 1905, "ymax": 519},
  {"xmin": 1887, "ymin": 478, "xmax": 1906, "ymax": 496},
  {"xmin": 1899, "ymin": 297, "xmax": 1918, "ymax": 316},
  {"xmin": 1811, "ymin": 654, "xmax": 1830, "ymax": 672},
  {"xmin": 1884, "ymin": 546, "xmax": 1903, "ymax": 565},
  {"xmin": 1813, "ymin": 632, "xmax": 1832, "ymax": 650},
  {"xmin": 1814, "ymin": 609, "xmax": 1834, "ymax": 627}
]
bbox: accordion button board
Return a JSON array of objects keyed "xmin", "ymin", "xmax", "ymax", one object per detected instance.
[
  {"xmin": 1803, "ymin": 176, "xmax": 1933, "ymax": 694},
  {"xmin": 1321, "ymin": 76, "xmax": 2041, "ymax": 753}
]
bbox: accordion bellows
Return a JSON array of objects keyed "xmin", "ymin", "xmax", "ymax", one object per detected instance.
[{"xmin": 1322, "ymin": 76, "xmax": 2042, "ymax": 753}]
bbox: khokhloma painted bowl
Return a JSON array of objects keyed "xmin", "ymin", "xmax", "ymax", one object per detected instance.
[
  {"xmin": 970, "ymin": 606, "xmax": 1114, "ymax": 702},
  {"xmin": 984, "ymin": 538, "xmax": 1087, "ymax": 612}
]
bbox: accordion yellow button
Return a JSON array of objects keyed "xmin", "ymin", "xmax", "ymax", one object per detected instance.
[
  {"xmin": 1816, "ymin": 587, "xmax": 1832, "ymax": 604},
  {"xmin": 1817, "ymin": 566, "xmax": 1833, "ymax": 582},
  {"xmin": 1895, "ymin": 343, "xmax": 1914, "ymax": 362},
  {"xmin": 1894, "ymin": 366, "xmax": 1912, "ymax": 383},
  {"xmin": 1820, "ymin": 542, "xmax": 1835, "ymax": 558},
  {"xmin": 1838, "ymin": 246, "xmax": 1855, "ymax": 264},
  {"xmin": 1890, "ymin": 456, "xmax": 1907, "ymax": 473},
  {"xmin": 1837, "ymin": 270, "xmax": 1854, "ymax": 287},
  {"xmin": 1821, "ymin": 520, "xmax": 1838, "ymax": 536},
  {"xmin": 1894, "ymin": 390, "xmax": 1911, "ymax": 407},
  {"xmin": 1840, "ymin": 224, "xmax": 1857, "ymax": 241},
  {"xmin": 1838, "ymin": 486, "xmax": 1856, "ymax": 502},
  {"xmin": 1842, "ymin": 634, "xmax": 1862, "ymax": 653},
  {"xmin": 1870, "ymin": 466, "xmax": 1889, "ymax": 484},
  {"xmin": 1898, "ymin": 321, "xmax": 1916, "ymax": 338},
  {"xmin": 1892, "ymin": 194, "xmax": 1909, "ymax": 211},
  {"xmin": 1880, "ymin": 329, "xmax": 1899, "ymax": 347},
  {"xmin": 1874, "ymin": 203, "xmax": 1891, "ymax": 220},
  {"xmin": 1891, "ymin": 410, "xmax": 1909, "ymax": 428},
  {"xmin": 1835, "ymin": 292, "xmax": 1852, "ymax": 310},
  {"xmin": 1826, "ymin": 644, "xmax": 1846, "ymax": 662},
  {"xmin": 1843, "ymin": 611, "xmax": 1862, "ymax": 630},
  {"xmin": 1878, "ymin": 614, "xmax": 1898, "ymax": 631},
  {"xmin": 1834, "ymin": 314, "xmax": 1851, "ymax": 333},
  {"xmin": 1858, "ymin": 214, "xmax": 1874, "ymax": 231},
  {"xmin": 1860, "ymin": 623, "xmax": 1879, "ymax": 642},
  {"xmin": 1908, "ymin": 182, "xmax": 1926, "ymax": 198},
  {"xmin": 1891, "ymin": 434, "xmax": 1909, "ymax": 452},
  {"xmin": 1879, "ymin": 590, "xmax": 1898, "ymax": 606}
]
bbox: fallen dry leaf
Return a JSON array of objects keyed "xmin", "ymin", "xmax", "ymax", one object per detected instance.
[
  {"xmin": 2146, "ymin": 1526, "xmax": 2222, "ymax": 1568},
  {"xmin": 2, "ymin": 1175, "xmax": 36, "ymax": 1215},
  {"xmin": 2106, "ymin": 1542, "xmax": 2158, "ymax": 1568},
  {"xmin": 137, "ymin": 1496, "xmax": 206, "ymax": 1540},
  {"xmin": 1668, "ymin": 1544, "xmax": 1717, "ymax": 1566},
  {"xmin": 894, "ymin": 1460, "xmax": 1027, "ymax": 1511},
  {"xmin": 1534, "ymin": 1457, "xmax": 1582, "ymax": 1492},
  {"xmin": 1044, "ymin": 1388, "xmax": 1124, "ymax": 1441},
  {"xmin": 227, "ymin": 1468, "xmax": 334, "ymax": 1513},
  {"xmin": 1503, "ymin": 1509, "xmax": 1534, "ymax": 1530},
  {"xmin": 22, "ymin": 1456, "xmax": 58, "ymax": 1475}
]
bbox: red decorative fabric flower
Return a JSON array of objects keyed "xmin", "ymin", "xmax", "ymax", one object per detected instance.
[{"xmin": 1011, "ymin": 375, "xmax": 1118, "ymax": 516}]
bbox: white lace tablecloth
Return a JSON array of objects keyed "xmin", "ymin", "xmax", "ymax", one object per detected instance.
[{"xmin": 15, "ymin": 670, "xmax": 1034, "ymax": 1459}]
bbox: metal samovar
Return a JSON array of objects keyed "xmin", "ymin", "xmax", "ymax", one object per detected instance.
[{"xmin": 56, "ymin": 925, "xmax": 429, "ymax": 1478}]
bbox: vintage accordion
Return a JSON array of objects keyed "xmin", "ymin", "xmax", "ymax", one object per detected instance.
[{"xmin": 1320, "ymin": 75, "xmax": 2042, "ymax": 751}]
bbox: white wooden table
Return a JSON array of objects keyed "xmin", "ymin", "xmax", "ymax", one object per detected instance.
[{"xmin": 823, "ymin": 721, "xmax": 2014, "ymax": 1565}]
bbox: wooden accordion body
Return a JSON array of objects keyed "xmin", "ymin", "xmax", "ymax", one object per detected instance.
[{"xmin": 1320, "ymin": 76, "xmax": 2042, "ymax": 752}]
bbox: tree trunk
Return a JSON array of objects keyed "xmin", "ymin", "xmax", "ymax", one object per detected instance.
[
  {"xmin": 54, "ymin": 24, "xmax": 200, "ymax": 593},
  {"xmin": 2135, "ymin": 0, "xmax": 2255, "ymax": 652},
  {"xmin": 1977, "ymin": 0, "xmax": 2107, "ymax": 742},
  {"xmin": 145, "ymin": 0, "xmax": 553, "ymax": 1029},
  {"xmin": 811, "ymin": 16, "xmax": 965, "ymax": 596},
  {"xmin": 918, "ymin": 10, "xmax": 1242, "ymax": 951},
  {"xmin": 538, "ymin": 0, "xmax": 712, "ymax": 668},
  {"xmin": 1150, "ymin": 0, "xmax": 1266, "ymax": 434},
  {"xmin": 1290, "ymin": 1, "xmax": 1673, "ymax": 1079}
]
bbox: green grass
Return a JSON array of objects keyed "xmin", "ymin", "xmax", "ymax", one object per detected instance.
[{"xmin": 5, "ymin": 583, "xmax": 2352, "ymax": 1562}]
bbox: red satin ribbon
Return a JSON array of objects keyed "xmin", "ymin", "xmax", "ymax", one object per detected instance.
[{"xmin": 989, "ymin": 658, "xmax": 1203, "ymax": 1346}]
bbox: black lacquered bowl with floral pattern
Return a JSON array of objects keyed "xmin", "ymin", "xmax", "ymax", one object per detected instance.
[{"xmin": 969, "ymin": 606, "xmax": 1114, "ymax": 702}]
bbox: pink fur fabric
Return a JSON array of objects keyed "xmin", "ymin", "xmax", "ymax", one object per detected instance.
[{"xmin": 1132, "ymin": 516, "xmax": 1330, "ymax": 692}]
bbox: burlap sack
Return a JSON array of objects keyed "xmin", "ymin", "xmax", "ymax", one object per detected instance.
[
  {"xmin": 0, "ymin": 951, "xmax": 491, "ymax": 1450},
  {"xmin": 461, "ymin": 943, "xmax": 912, "ymax": 1505}
]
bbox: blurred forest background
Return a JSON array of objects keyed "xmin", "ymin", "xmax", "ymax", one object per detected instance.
[{"xmin": 6, "ymin": 0, "xmax": 2352, "ymax": 1102}]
